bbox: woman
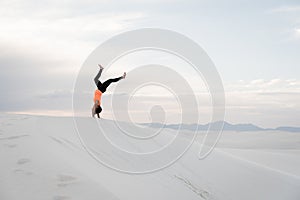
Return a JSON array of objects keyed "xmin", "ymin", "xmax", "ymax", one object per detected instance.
[{"xmin": 92, "ymin": 64, "xmax": 126, "ymax": 118}]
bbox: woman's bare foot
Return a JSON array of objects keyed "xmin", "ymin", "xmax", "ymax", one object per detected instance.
[
  {"xmin": 98, "ymin": 64, "xmax": 104, "ymax": 70},
  {"xmin": 122, "ymin": 72, "xmax": 126, "ymax": 79}
]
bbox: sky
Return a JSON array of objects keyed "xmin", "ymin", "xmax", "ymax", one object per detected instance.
[{"xmin": 0, "ymin": 0, "xmax": 299, "ymax": 128}]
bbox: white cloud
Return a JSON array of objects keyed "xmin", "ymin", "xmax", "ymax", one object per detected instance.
[
  {"xmin": 37, "ymin": 89, "xmax": 73, "ymax": 99},
  {"xmin": 224, "ymin": 79, "xmax": 300, "ymax": 127},
  {"xmin": 295, "ymin": 28, "xmax": 300, "ymax": 38},
  {"xmin": 266, "ymin": 5, "xmax": 300, "ymax": 41},
  {"xmin": 0, "ymin": 11, "xmax": 146, "ymax": 59},
  {"xmin": 268, "ymin": 5, "xmax": 300, "ymax": 13},
  {"xmin": 0, "ymin": 0, "xmax": 146, "ymax": 76},
  {"xmin": 43, "ymin": 79, "xmax": 300, "ymax": 127},
  {"xmin": 226, "ymin": 79, "xmax": 300, "ymax": 93}
]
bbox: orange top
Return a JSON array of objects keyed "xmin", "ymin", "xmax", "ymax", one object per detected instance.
[{"xmin": 94, "ymin": 90, "xmax": 103, "ymax": 105}]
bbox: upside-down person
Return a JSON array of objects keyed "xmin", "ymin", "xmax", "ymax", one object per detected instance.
[{"xmin": 92, "ymin": 64, "xmax": 126, "ymax": 118}]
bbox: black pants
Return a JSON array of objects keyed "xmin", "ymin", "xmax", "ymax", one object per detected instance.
[
  {"xmin": 94, "ymin": 68, "xmax": 122, "ymax": 93},
  {"xmin": 97, "ymin": 77, "xmax": 122, "ymax": 93}
]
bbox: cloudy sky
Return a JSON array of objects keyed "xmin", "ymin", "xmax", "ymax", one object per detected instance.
[{"xmin": 0, "ymin": 0, "xmax": 299, "ymax": 128}]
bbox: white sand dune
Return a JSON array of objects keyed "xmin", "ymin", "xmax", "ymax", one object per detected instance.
[{"xmin": 0, "ymin": 114, "xmax": 299, "ymax": 200}]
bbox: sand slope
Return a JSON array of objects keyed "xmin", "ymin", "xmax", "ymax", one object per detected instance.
[{"xmin": 0, "ymin": 114, "xmax": 299, "ymax": 200}]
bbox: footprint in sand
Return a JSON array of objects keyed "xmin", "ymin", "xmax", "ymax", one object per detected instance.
[
  {"xmin": 174, "ymin": 175, "xmax": 211, "ymax": 200},
  {"xmin": 13, "ymin": 169, "xmax": 33, "ymax": 175},
  {"xmin": 2, "ymin": 122, "xmax": 12, "ymax": 126},
  {"xmin": 17, "ymin": 158, "xmax": 31, "ymax": 165},
  {"xmin": 3, "ymin": 143, "xmax": 17, "ymax": 148},
  {"xmin": 13, "ymin": 159, "xmax": 32, "ymax": 175},
  {"xmin": 56, "ymin": 174, "xmax": 78, "ymax": 187},
  {"xmin": 53, "ymin": 195, "xmax": 71, "ymax": 200},
  {"xmin": 0, "ymin": 134, "xmax": 29, "ymax": 141}
]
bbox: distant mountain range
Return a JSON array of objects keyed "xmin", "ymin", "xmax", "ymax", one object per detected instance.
[{"xmin": 141, "ymin": 121, "xmax": 300, "ymax": 132}]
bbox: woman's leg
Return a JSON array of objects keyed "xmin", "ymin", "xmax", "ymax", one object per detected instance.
[
  {"xmin": 94, "ymin": 68, "xmax": 103, "ymax": 86},
  {"xmin": 94, "ymin": 65, "xmax": 104, "ymax": 86},
  {"xmin": 99, "ymin": 76, "xmax": 123, "ymax": 93}
]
